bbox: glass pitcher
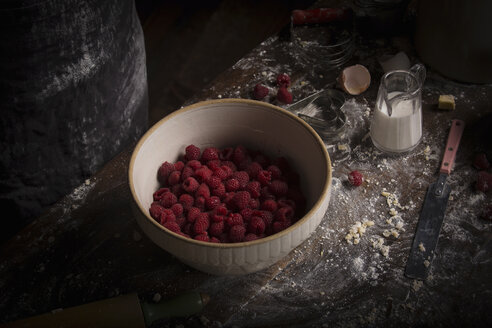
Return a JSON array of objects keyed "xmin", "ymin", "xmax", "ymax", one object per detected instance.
[{"xmin": 370, "ymin": 64, "xmax": 426, "ymax": 154}]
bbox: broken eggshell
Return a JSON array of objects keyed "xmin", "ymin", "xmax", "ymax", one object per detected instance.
[{"xmin": 339, "ymin": 64, "xmax": 371, "ymax": 95}]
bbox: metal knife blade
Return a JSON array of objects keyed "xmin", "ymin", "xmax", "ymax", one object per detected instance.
[{"xmin": 405, "ymin": 119, "xmax": 465, "ymax": 280}]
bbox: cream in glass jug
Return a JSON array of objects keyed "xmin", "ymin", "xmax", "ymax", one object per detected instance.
[{"xmin": 370, "ymin": 64, "xmax": 426, "ymax": 154}]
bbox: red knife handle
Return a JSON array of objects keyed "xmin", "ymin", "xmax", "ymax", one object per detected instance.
[
  {"xmin": 292, "ymin": 8, "xmax": 352, "ymax": 25},
  {"xmin": 440, "ymin": 119, "xmax": 465, "ymax": 174}
]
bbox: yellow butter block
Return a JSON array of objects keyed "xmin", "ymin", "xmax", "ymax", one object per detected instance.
[{"xmin": 438, "ymin": 95, "xmax": 455, "ymax": 110}]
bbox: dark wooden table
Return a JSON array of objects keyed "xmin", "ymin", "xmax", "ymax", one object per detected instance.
[{"xmin": 1, "ymin": 5, "xmax": 492, "ymax": 328}]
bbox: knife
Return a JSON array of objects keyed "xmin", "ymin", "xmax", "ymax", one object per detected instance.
[{"xmin": 405, "ymin": 119, "xmax": 465, "ymax": 280}]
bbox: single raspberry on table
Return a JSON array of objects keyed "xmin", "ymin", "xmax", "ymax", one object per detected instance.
[
  {"xmin": 229, "ymin": 224, "xmax": 246, "ymax": 242},
  {"xmin": 277, "ymin": 87, "xmax": 293, "ymax": 104},
  {"xmin": 276, "ymin": 73, "xmax": 291, "ymax": 88},
  {"xmin": 185, "ymin": 144, "xmax": 201, "ymax": 161},
  {"xmin": 253, "ymin": 83, "xmax": 269, "ymax": 100},
  {"xmin": 473, "ymin": 153, "xmax": 490, "ymax": 170},
  {"xmin": 348, "ymin": 170, "xmax": 363, "ymax": 186},
  {"xmin": 476, "ymin": 171, "xmax": 492, "ymax": 193},
  {"xmin": 201, "ymin": 147, "xmax": 219, "ymax": 162},
  {"xmin": 157, "ymin": 161, "xmax": 175, "ymax": 185}
]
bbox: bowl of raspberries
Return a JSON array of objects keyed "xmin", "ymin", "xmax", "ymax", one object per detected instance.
[{"xmin": 129, "ymin": 99, "xmax": 332, "ymax": 275}]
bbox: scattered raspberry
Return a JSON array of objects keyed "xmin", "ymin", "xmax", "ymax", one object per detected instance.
[
  {"xmin": 185, "ymin": 144, "xmax": 201, "ymax": 161},
  {"xmin": 232, "ymin": 171, "xmax": 250, "ymax": 188},
  {"xmin": 149, "ymin": 202, "xmax": 165, "ymax": 221},
  {"xmin": 476, "ymin": 171, "xmax": 492, "ymax": 193},
  {"xmin": 277, "ymin": 87, "xmax": 293, "ymax": 104},
  {"xmin": 473, "ymin": 153, "xmax": 490, "ymax": 170},
  {"xmin": 257, "ymin": 170, "xmax": 272, "ymax": 185},
  {"xmin": 348, "ymin": 170, "xmax": 363, "ymax": 186},
  {"xmin": 253, "ymin": 83, "xmax": 269, "ymax": 100},
  {"xmin": 276, "ymin": 73, "xmax": 291, "ymax": 88},
  {"xmin": 225, "ymin": 178, "xmax": 240, "ymax": 192},
  {"xmin": 179, "ymin": 193, "xmax": 194, "ymax": 210},
  {"xmin": 233, "ymin": 191, "xmax": 251, "ymax": 210},
  {"xmin": 157, "ymin": 162, "xmax": 175, "ymax": 185},
  {"xmin": 159, "ymin": 191, "xmax": 177, "ymax": 208},
  {"xmin": 163, "ymin": 221, "xmax": 181, "ymax": 234},
  {"xmin": 229, "ymin": 224, "xmax": 246, "ymax": 242},
  {"xmin": 201, "ymin": 147, "xmax": 219, "ymax": 162},
  {"xmin": 182, "ymin": 177, "xmax": 199, "ymax": 193},
  {"xmin": 269, "ymin": 180, "xmax": 288, "ymax": 196},
  {"xmin": 249, "ymin": 216, "xmax": 266, "ymax": 235},
  {"xmin": 168, "ymin": 170, "xmax": 181, "ymax": 186}
]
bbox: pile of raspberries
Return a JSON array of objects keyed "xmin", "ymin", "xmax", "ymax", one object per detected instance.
[{"xmin": 149, "ymin": 144, "xmax": 306, "ymax": 243}]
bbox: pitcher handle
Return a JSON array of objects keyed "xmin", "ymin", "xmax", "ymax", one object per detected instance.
[{"xmin": 410, "ymin": 63, "xmax": 426, "ymax": 87}]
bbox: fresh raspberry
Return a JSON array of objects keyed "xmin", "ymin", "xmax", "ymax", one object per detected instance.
[
  {"xmin": 186, "ymin": 159, "xmax": 202, "ymax": 170},
  {"xmin": 175, "ymin": 216, "xmax": 186, "ymax": 229},
  {"xmin": 220, "ymin": 147, "xmax": 234, "ymax": 161},
  {"xmin": 159, "ymin": 191, "xmax": 177, "ymax": 208},
  {"xmin": 212, "ymin": 167, "xmax": 228, "ymax": 180},
  {"xmin": 171, "ymin": 184, "xmax": 184, "ymax": 198},
  {"xmin": 244, "ymin": 233, "xmax": 259, "ymax": 242},
  {"xmin": 210, "ymin": 237, "xmax": 221, "ymax": 243},
  {"xmin": 195, "ymin": 183, "xmax": 211, "ymax": 199},
  {"xmin": 153, "ymin": 188, "xmax": 170, "ymax": 202},
  {"xmin": 179, "ymin": 193, "xmax": 194, "ymax": 210},
  {"xmin": 273, "ymin": 219, "xmax": 291, "ymax": 233},
  {"xmin": 223, "ymin": 192, "xmax": 236, "ymax": 208},
  {"xmin": 249, "ymin": 198, "xmax": 259, "ymax": 209},
  {"xmin": 226, "ymin": 213, "xmax": 243, "ymax": 226},
  {"xmin": 267, "ymin": 165, "xmax": 282, "ymax": 179},
  {"xmin": 211, "ymin": 183, "xmax": 226, "ymax": 198},
  {"xmin": 195, "ymin": 166, "xmax": 213, "ymax": 183},
  {"xmin": 174, "ymin": 161, "xmax": 185, "ymax": 172},
  {"xmin": 225, "ymin": 178, "xmax": 240, "ymax": 192},
  {"xmin": 233, "ymin": 145, "xmax": 249, "ymax": 166},
  {"xmin": 206, "ymin": 196, "xmax": 221, "ymax": 210},
  {"xmin": 187, "ymin": 207, "xmax": 201, "ymax": 223},
  {"xmin": 201, "ymin": 147, "xmax": 219, "ymax": 162},
  {"xmin": 253, "ymin": 210, "xmax": 274, "ymax": 225},
  {"xmin": 211, "ymin": 214, "xmax": 226, "ymax": 222},
  {"xmin": 160, "ymin": 209, "xmax": 176, "ymax": 225},
  {"xmin": 278, "ymin": 198, "xmax": 296, "ymax": 210},
  {"xmin": 194, "ymin": 195, "xmax": 206, "ymax": 211},
  {"xmin": 163, "ymin": 221, "xmax": 181, "ymax": 234},
  {"xmin": 157, "ymin": 161, "xmax": 175, "ymax": 186},
  {"xmin": 348, "ymin": 170, "xmax": 363, "ymax": 186},
  {"xmin": 233, "ymin": 191, "xmax": 251, "ymax": 210},
  {"xmin": 181, "ymin": 166, "xmax": 194, "ymax": 181},
  {"xmin": 207, "ymin": 175, "xmax": 222, "ymax": 189},
  {"xmin": 209, "ymin": 221, "xmax": 225, "ymax": 237},
  {"xmin": 229, "ymin": 224, "xmax": 246, "ymax": 242},
  {"xmin": 218, "ymin": 232, "xmax": 230, "ymax": 243},
  {"xmin": 182, "ymin": 177, "xmax": 199, "ymax": 193},
  {"xmin": 277, "ymin": 87, "xmax": 293, "ymax": 104},
  {"xmin": 222, "ymin": 160, "xmax": 237, "ymax": 172},
  {"xmin": 240, "ymin": 208, "xmax": 254, "ymax": 221},
  {"xmin": 246, "ymin": 181, "xmax": 261, "ymax": 198},
  {"xmin": 248, "ymin": 216, "xmax": 266, "ymax": 235},
  {"xmin": 194, "ymin": 234, "xmax": 210, "ymax": 242},
  {"xmin": 269, "ymin": 180, "xmax": 288, "ymax": 196},
  {"xmin": 149, "ymin": 202, "xmax": 165, "ymax": 221},
  {"xmin": 193, "ymin": 213, "xmax": 210, "ymax": 235},
  {"xmin": 275, "ymin": 206, "xmax": 294, "ymax": 221},
  {"xmin": 183, "ymin": 223, "xmax": 192, "ymax": 236},
  {"xmin": 261, "ymin": 199, "xmax": 278, "ymax": 212},
  {"xmin": 170, "ymin": 203, "xmax": 184, "ymax": 217},
  {"xmin": 260, "ymin": 186, "xmax": 275, "ymax": 201},
  {"xmin": 246, "ymin": 162, "xmax": 263, "ymax": 179},
  {"xmin": 221, "ymin": 165, "xmax": 234, "ymax": 179},
  {"xmin": 473, "ymin": 153, "xmax": 490, "ymax": 170},
  {"xmin": 167, "ymin": 170, "xmax": 181, "ymax": 186},
  {"xmin": 476, "ymin": 171, "xmax": 492, "ymax": 193},
  {"xmin": 257, "ymin": 170, "xmax": 272, "ymax": 185},
  {"xmin": 253, "ymin": 83, "xmax": 269, "ymax": 100},
  {"xmin": 276, "ymin": 73, "xmax": 291, "ymax": 88},
  {"xmin": 206, "ymin": 159, "xmax": 221, "ymax": 171},
  {"xmin": 232, "ymin": 171, "xmax": 250, "ymax": 188},
  {"xmin": 213, "ymin": 204, "xmax": 228, "ymax": 216},
  {"xmin": 185, "ymin": 144, "xmax": 201, "ymax": 161}
]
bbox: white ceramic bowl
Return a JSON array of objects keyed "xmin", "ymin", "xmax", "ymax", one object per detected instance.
[{"xmin": 129, "ymin": 99, "xmax": 332, "ymax": 275}]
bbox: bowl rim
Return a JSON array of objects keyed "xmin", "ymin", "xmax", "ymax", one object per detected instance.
[{"xmin": 128, "ymin": 98, "xmax": 332, "ymax": 249}]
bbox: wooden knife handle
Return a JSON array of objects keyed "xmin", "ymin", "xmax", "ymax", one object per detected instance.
[{"xmin": 440, "ymin": 119, "xmax": 465, "ymax": 174}]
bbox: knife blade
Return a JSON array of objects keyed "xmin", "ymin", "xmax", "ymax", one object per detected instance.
[{"xmin": 404, "ymin": 119, "xmax": 465, "ymax": 280}]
